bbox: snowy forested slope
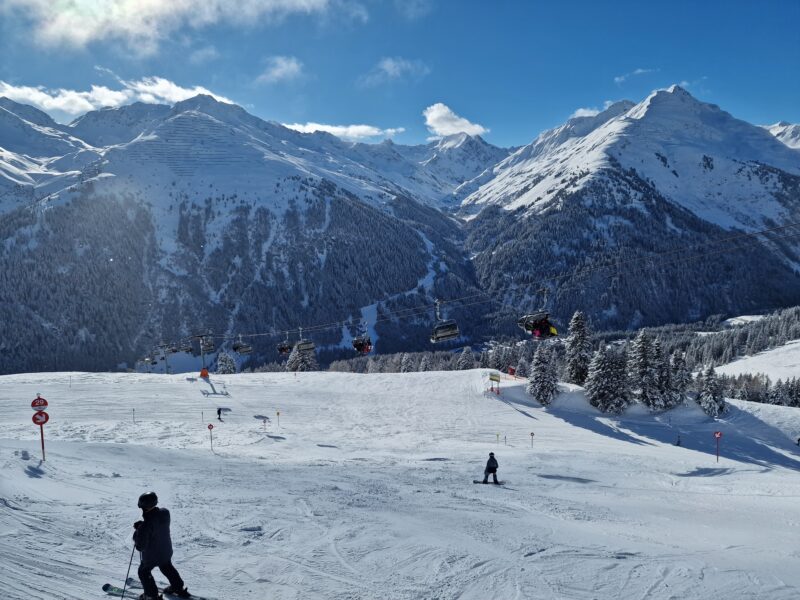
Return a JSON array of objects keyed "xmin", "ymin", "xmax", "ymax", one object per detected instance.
[{"xmin": 2, "ymin": 370, "xmax": 800, "ymax": 599}]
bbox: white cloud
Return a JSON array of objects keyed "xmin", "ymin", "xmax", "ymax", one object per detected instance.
[
  {"xmin": 283, "ymin": 121, "xmax": 405, "ymax": 141},
  {"xmin": 423, "ymin": 103, "xmax": 487, "ymax": 137},
  {"xmin": 189, "ymin": 45, "xmax": 220, "ymax": 65},
  {"xmin": 256, "ymin": 56, "xmax": 304, "ymax": 84},
  {"xmin": 0, "ymin": 76, "xmax": 232, "ymax": 121},
  {"xmin": 569, "ymin": 100, "xmax": 614, "ymax": 119},
  {"xmin": 1, "ymin": 0, "xmax": 338, "ymax": 54},
  {"xmin": 394, "ymin": 0, "xmax": 433, "ymax": 19},
  {"xmin": 614, "ymin": 67, "xmax": 657, "ymax": 84},
  {"xmin": 358, "ymin": 57, "xmax": 430, "ymax": 87}
]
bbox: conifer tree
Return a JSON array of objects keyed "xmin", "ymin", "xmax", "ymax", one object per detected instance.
[
  {"xmin": 630, "ymin": 331, "xmax": 659, "ymax": 410},
  {"xmin": 670, "ymin": 352, "xmax": 691, "ymax": 401},
  {"xmin": 216, "ymin": 351, "xmax": 237, "ymax": 374},
  {"xmin": 457, "ymin": 347, "xmax": 474, "ymax": 370},
  {"xmin": 526, "ymin": 345, "xmax": 558, "ymax": 406},
  {"xmin": 697, "ymin": 366, "xmax": 726, "ymax": 417},
  {"xmin": 418, "ymin": 354, "xmax": 431, "ymax": 372},
  {"xmin": 514, "ymin": 358, "xmax": 529, "ymax": 379},
  {"xmin": 586, "ymin": 347, "xmax": 629, "ymax": 414},
  {"xmin": 400, "ymin": 353, "xmax": 413, "ymax": 373},
  {"xmin": 565, "ymin": 311, "xmax": 592, "ymax": 385}
]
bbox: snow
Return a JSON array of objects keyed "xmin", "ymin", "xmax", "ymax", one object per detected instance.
[
  {"xmin": 2, "ymin": 370, "xmax": 800, "ymax": 599},
  {"xmin": 722, "ymin": 315, "xmax": 765, "ymax": 327},
  {"xmin": 717, "ymin": 339, "xmax": 800, "ymax": 382},
  {"xmin": 766, "ymin": 122, "xmax": 800, "ymax": 149}
]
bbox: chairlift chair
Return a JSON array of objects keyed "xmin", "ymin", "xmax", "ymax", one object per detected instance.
[
  {"xmin": 430, "ymin": 299, "xmax": 460, "ymax": 344},
  {"xmin": 232, "ymin": 334, "xmax": 253, "ymax": 355},
  {"xmin": 200, "ymin": 337, "xmax": 215, "ymax": 353},
  {"xmin": 294, "ymin": 327, "xmax": 315, "ymax": 353},
  {"xmin": 517, "ymin": 311, "xmax": 558, "ymax": 339},
  {"xmin": 352, "ymin": 334, "xmax": 373, "ymax": 354}
]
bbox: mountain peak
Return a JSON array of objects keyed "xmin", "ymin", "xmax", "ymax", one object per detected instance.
[{"xmin": 0, "ymin": 97, "xmax": 58, "ymax": 128}]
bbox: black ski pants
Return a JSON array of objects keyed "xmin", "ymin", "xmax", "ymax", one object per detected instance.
[
  {"xmin": 482, "ymin": 469, "xmax": 498, "ymax": 484},
  {"xmin": 139, "ymin": 559, "xmax": 184, "ymax": 597}
]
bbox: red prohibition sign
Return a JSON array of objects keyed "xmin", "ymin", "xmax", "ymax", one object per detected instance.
[
  {"xmin": 32, "ymin": 411, "xmax": 49, "ymax": 425},
  {"xmin": 31, "ymin": 396, "xmax": 48, "ymax": 411},
  {"xmin": 208, "ymin": 424, "xmax": 214, "ymax": 430},
  {"xmin": 713, "ymin": 431, "xmax": 722, "ymax": 439}
]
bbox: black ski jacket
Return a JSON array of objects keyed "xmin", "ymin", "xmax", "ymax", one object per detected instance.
[
  {"xmin": 485, "ymin": 456, "xmax": 498, "ymax": 472},
  {"xmin": 133, "ymin": 507, "xmax": 174, "ymax": 566}
]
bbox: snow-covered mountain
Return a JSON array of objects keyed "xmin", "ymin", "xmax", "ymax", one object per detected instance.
[
  {"xmin": 463, "ymin": 86, "xmax": 800, "ymax": 330},
  {"xmin": 767, "ymin": 121, "xmax": 800, "ymax": 149},
  {"xmin": 1, "ymin": 87, "xmax": 799, "ymax": 372}
]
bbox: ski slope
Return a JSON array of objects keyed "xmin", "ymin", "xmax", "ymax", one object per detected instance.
[
  {"xmin": 717, "ymin": 339, "xmax": 800, "ymax": 382},
  {"xmin": 2, "ymin": 370, "xmax": 800, "ymax": 600}
]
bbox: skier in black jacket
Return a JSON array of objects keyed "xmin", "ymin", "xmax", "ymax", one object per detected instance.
[
  {"xmin": 482, "ymin": 452, "xmax": 499, "ymax": 484},
  {"xmin": 133, "ymin": 492, "xmax": 190, "ymax": 599}
]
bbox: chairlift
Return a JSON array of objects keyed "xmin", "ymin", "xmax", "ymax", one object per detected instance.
[
  {"xmin": 352, "ymin": 334, "xmax": 373, "ymax": 354},
  {"xmin": 430, "ymin": 299, "xmax": 460, "ymax": 343},
  {"xmin": 518, "ymin": 288, "xmax": 558, "ymax": 339},
  {"xmin": 180, "ymin": 342, "xmax": 193, "ymax": 353},
  {"xmin": 232, "ymin": 334, "xmax": 253, "ymax": 355},
  {"xmin": 294, "ymin": 327, "xmax": 315, "ymax": 353},
  {"xmin": 200, "ymin": 336, "xmax": 214, "ymax": 353}
]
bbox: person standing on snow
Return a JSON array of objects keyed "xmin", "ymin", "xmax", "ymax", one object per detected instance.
[
  {"xmin": 482, "ymin": 452, "xmax": 499, "ymax": 484},
  {"xmin": 133, "ymin": 492, "xmax": 190, "ymax": 599}
]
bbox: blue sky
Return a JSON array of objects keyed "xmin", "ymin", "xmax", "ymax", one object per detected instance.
[{"xmin": 1, "ymin": 0, "xmax": 798, "ymax": 147}]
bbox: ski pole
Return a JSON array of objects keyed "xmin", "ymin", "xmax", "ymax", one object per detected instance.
[{"xmin": 120, "ymin": 542, "xmax": 136, "ymax": 599}]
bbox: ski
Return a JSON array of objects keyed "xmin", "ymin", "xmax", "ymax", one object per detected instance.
[
  {"xmin": 473, "ymin": 480, "xmax": 504, "ymax": 485},
  {"xmin": 103, "ymin": 582, "xmax": 213, "ymax": 600}
]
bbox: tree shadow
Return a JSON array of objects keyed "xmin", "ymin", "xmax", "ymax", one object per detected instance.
[
  {"xmin": 674, "ymin": 467, "xmax": 734, "ymax": 477},
  {"xmin": 621, "ymin": 404, "xmax": 800, "ymax": 472},
  {"xmin": 538, "ymin": 474, "xmax": 596, "ymax": 484}
]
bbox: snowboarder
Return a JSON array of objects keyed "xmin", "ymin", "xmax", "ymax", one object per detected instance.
[
  {"xmin": 482, "ymin": 452, "xmax": 499, "ymax": 484},
  {"xmin": 216, "ymin": 408, "xmax": 223, "ymax": 421},
  {"xmin": 133, "ymin": 492, "xmax": 190, "ymax": 599}
]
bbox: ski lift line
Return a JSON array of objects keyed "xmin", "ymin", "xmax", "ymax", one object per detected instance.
[{"xmin": 153, "ymin": 220, "xmax": 800, "ymax": 347}]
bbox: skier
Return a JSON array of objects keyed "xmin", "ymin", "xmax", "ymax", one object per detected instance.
[
  {"xmin": 133, "ymin": 492, "xmax": 190, "ymax": 599},
  {"xmin": 482, "ymin": 452, "xmax": 499, "ymax": 484},
  {"xmin": 216, "ymin": 408, "xmax": 223, "ymax": 421},
  {"xmin": 675, "ymin": 435, "xmax": 681, "ymax": 447}
]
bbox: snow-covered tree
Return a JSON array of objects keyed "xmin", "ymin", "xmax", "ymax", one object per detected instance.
[
  {"xmin": 216, "ymin": 351, "xmax": 237, "ymax": 374},
  {"xmin": 418, "ymin": 354, "xmax": 431, "ymax": 372},
  {"xmin": 670, "ymin": 352, "xmax": 691, "ymax": 400},
  {"xmin": 400, "ymin": 353, "xmax": 414, "ymax": 373},
  {"xmin": 526, "ymin": 345, "xmax": 558, "ymax": 406},
  {"xmin": 629, "ymin": 331, "xmax": 659, "ymax": 410},
  {"xmin": 697, "ymin": 366, "xmax": 726, "ymax": 417},
  {"xmin": 489, "ymin": 348, "xmax": 504, "ymax": 371},
  {"xmin": 286, "ymin": 346, "xmax": 318, "ymax": 372},
  {"xmin": 457, "ymin": 347, "xmax": 474, "ymax": 370},
  {"xmin": 565, "ymin": 311, "xmax": 592, "ymax": 385},
  {"xmin": 586, "ymin": 347, "xmax": 630, "ymax": 414},
  {"xmin": 514, "ymin": 358, "xmax": 529, "ymax": 379},
  {"xmin": 478, "ymin": 351, "xmax": 490, "ymax": 368}
]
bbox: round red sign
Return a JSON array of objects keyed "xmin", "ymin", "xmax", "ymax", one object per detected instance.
[
  {"xmin": 714, "ymin": 431, "xmax": 722, "ymax": 439},
  {"xmin": 208, "ymin": 424, "xmax": 214, "ymax": 430},
  {"xmin": 32, "ymin": 411, "xmax": 49, "ymax": 425},
  {"xmin": 31, "ymin": 396, "xmax": 48, "ymax": 411}
]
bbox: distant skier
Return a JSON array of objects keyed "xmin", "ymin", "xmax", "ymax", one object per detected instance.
[
  {"xmin": 675, "ymin": 435, "xmax": 681, "ymax": 447},
  {"xmin": 133, "ymin": 492, "xmax": 190, "ymax": 599},
  {"xmin": 482, "ymin": 452, "xmax": 499, "ymax": 484},
  {"xmin": 216, "ymin": 408, "xmax": 223, "ymax": 421},
  {"xmin": 796, "ymin": 437, "xmax": 800, "ymax": 446}
]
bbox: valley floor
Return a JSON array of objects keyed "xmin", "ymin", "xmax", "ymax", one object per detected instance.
[{"xmin": 2, "ymin": 371, "xmax": 800, "ymax": 599}]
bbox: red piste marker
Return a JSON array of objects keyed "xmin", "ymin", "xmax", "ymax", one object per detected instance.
[
  {"xmin": 714, "ymin": 431, "xmax": 722, "ymax": 462},
  {"xmin": 208, "ymin": 423, "xmax": 214, "ymax": 451},
  {"xmin": 32, "ymin": 409, "xmax": 49, "ymax": 461}
]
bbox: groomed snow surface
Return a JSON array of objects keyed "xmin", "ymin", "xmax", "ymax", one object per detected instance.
[{"xmin": 2, "ymin": 370, "xmax": 800, "ymax": 600}]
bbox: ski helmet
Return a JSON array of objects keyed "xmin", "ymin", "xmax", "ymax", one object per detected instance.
[
  {"xmin": 138, "ymin": 491, "xmax": 158, "ymax": 510},
  {"xmin": 489, "ymin": 452, "xmax": 494, "ymax": 456}
]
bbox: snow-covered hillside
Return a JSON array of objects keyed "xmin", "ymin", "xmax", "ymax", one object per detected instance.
[
  {"xmin": 2, "ymin": 370, "xmax": 800, "ymax": 599},
  {"xmin": 717, "ymin": 339, "xmax": 800, "ymax": 381}
]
